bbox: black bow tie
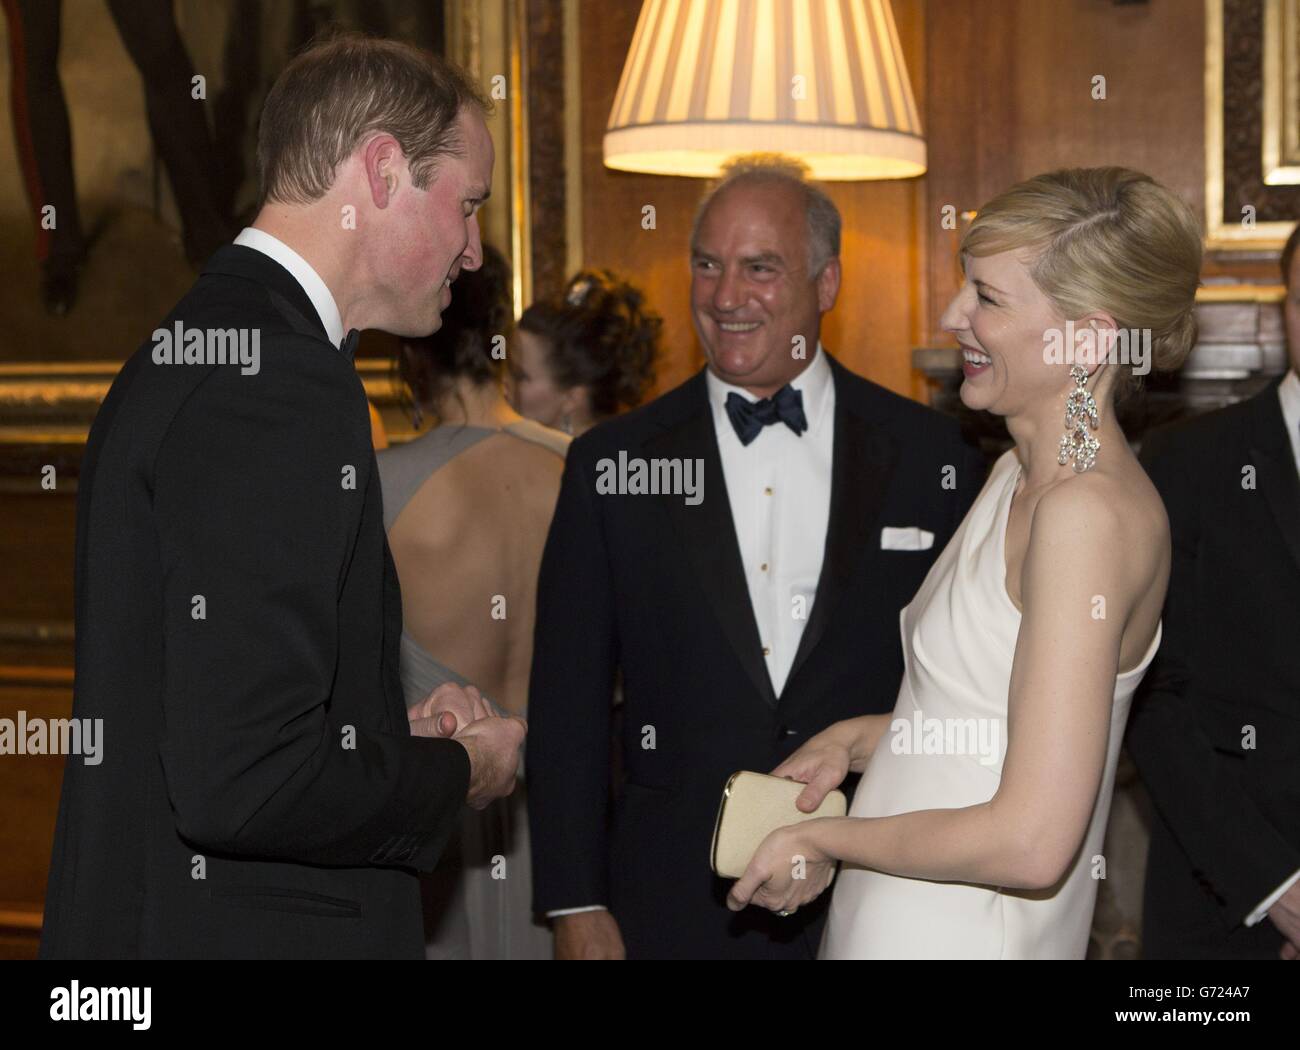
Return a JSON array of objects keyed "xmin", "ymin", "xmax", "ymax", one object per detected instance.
[
  {"xmin": 724, "ymin": 385, "xmax": 808, "ymax": 446},
  {"xmin": 341, "ymin": 328, "xmax": 359, "ymax": 360}
]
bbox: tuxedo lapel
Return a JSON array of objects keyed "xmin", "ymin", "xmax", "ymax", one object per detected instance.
[
  {"xmin": 644, "ymin": 374, "xmax": 778, "ymax": 708},
  {"xmin": 1249, "ymin": 382, "xmax": 1300, "ymax": 579},
  {"xmin": 784, "ymin": 361, "xmax": 898, "ymax": 695}
]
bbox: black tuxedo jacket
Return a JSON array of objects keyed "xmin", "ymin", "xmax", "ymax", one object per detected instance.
[
  {"xmin": 1128, "ymin": 377, "xmax": 1300, "ymax": 959},
  {"xmin": 526, "ymin": 355, "xmax": 986, "ymax": 959},
  {"xmin": 39, "ymin": 246, "xmax": 469, "ymax": 959}
]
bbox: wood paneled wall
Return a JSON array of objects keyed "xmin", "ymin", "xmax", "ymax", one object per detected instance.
[
  {"xmin": 576, "ymin": 0, "xmax": 929, "ymax": 399},
  {"xmin": 923, "ymin": 0, "xmax": 1207, "ymax": 350},
  {"xmin": 577, "ymin": 0, "xmax": 1210, "ymax": 402},
  {"xmin": 0, "ymin": 485, "xmax": 77, "ymax": 958}
]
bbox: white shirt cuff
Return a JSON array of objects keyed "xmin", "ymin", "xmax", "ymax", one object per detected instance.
[
  {"xmin": 1244, "ymin": 867, "xmax": 1300, "ymax": 926},
  {"xmin": 545, "ymin": 905, "xmax": 608, "ymax": 918}
]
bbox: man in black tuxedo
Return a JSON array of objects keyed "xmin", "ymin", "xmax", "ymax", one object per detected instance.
[
  {"xmin": 527, "ymin": 157, "xmax": 986, "ymax": 959},
  {"xmin": 1128, "ymin": 228, "xmax": 1300, "ymax": 960},
  {"xmin": 40, "ymin": 35, "xmax": 523, "ymax": 960}
]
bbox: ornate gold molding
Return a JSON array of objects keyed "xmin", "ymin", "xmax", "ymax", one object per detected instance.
[
  {"xmin": 564, "ymin": 0, "xmax": 583, "ymax": 279},
  {"xmin": 1262, "ymin": 0, "xmax": 1300, "ymax": 183},
  {"xmin": 1206, "ymin": 0, "xmax": 1296, "ymax": 249},
  {"xmin": 0, "ymin": 361, "xmax": 402, "ymax": 447},
  {"xmin": 444, "ymin": 0, "xmax": 534, "ymax": 317}
]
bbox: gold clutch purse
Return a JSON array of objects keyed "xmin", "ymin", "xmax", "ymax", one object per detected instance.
[{"xmin": 709, "ymin": 770, "xmax": 847, "ymax": 879}]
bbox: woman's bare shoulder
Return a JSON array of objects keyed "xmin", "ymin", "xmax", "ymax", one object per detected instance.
[{"xmin": 1029, "ymin": 458, "xmax": 1169, "ymax": 573}]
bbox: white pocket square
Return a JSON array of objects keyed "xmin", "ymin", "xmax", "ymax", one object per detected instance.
[{"xmin": 880, "ymin": 526, "xmax": 934, "ymax": 551}]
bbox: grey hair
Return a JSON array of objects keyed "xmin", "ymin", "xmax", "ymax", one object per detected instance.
[{"xmin": 690, "ymin": 153, "xmax": 841, "ymax": 277}]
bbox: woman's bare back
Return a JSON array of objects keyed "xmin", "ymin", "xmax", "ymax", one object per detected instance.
[{"xmin": 386, "ymin": 430, "xmax": 565, "ymax": 716}]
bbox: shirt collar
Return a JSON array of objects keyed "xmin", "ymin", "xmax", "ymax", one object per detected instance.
[
  {"xmin": 706, "ymin": 341, "xmax": 832, "ymax": 429},
  {"xmin": 233, "ymin": 227, "xmax": 345, "ymax": 350},
  {"xmin": 1278, "ymin": 369, "xmax": 1300, "ymax": 468}
]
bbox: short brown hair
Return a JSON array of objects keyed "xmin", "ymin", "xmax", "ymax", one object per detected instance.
[{"xmin": 256, "ymin": 31, "xmax": 491, "ymax": 205}]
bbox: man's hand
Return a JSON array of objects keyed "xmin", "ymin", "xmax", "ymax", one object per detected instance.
[
  {"xmin": 553, "ymin": 909, "xmax": 625, "ymax": 960},
  {"xmin": 1269, "ymin": 881, "xmax": 1300, "ymax": 957},
  {"xmin": 408, "ymin": 682, "xmax": 493, "ymax": 738},
  {"xmin": 454, "ymin": 714, "xmax": 526, "ymax": 810}
]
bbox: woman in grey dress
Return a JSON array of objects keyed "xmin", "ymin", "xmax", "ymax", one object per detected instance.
[{"xmin": 378, "ymin": 245, "xmax": 568, "ymax": 959}]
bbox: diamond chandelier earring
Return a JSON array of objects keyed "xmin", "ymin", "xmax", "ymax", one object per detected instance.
[{"xmin": 1058, "ymin": 365, "xmax": 1100, "ymax": 473}]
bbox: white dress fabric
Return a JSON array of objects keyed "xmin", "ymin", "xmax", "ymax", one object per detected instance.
[{"xmin": 820, "ymin": 450, "xmax": 1161, "ymax": 959}]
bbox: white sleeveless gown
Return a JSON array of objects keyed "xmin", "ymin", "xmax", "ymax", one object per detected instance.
[{"xmin": 820, "ymin": 450, "xmax": 1161, "ymax": 959}]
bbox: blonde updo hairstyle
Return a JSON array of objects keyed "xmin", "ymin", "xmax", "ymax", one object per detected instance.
[{"xmin": 960, "ymin": 167, "xmax": 1203, "ymax": 402}]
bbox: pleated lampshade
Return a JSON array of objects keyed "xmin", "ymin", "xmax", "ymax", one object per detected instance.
[{"xmin": 603, "ymin": 0, "xmax": 926, "ymax": 180}]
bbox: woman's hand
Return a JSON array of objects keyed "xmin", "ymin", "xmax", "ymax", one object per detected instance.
[
  {"xmin": 772, "ymin": 735, "xmax": 853, "ymax": 813},
  {"xmin": 726, "ymin": 821, "xmax": 837, "ymax": 916}
]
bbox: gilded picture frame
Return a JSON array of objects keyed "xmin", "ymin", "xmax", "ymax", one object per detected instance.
[{"xmin": 1206, "ymin": 0, "xmax": 1299, "ymax": 249}]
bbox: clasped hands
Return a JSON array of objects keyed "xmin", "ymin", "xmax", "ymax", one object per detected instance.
[{"xmin": 407, "ymin": 682, "xmax": 526, "ymax": 810}]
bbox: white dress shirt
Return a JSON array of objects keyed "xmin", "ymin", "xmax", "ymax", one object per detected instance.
[
  {"xmin": 233, "ymin": 227, "xmax": 344, "ymax": 350},
  {"xmin": 547, "ymin": 345, "xmax": 836, "ymax": 920},
  {"xmin": 705, "ymin": 343, "xmax": 835, "ymax": 698},
  {"xmin": 1244, "ymin": 369, "xmax": 1300, "ymax": 927}
]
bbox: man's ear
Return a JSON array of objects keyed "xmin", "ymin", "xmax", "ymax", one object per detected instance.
[
  {"xmin": 363, "ymin": 134, "xmax": 402, "ymax": 208},
  {"xmin": 816, "ymin": 257, "xmax": 841, "ymax": 313}
]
